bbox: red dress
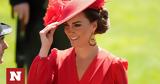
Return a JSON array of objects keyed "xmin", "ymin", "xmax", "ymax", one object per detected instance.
[{"xmin": 28, "ymin": 48, "xmax": 128, "ymax": 84}]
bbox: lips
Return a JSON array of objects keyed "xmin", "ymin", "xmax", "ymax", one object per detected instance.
[{"xmin": 70, "ymin": 36, "xmax": 79, "ymax": 40}]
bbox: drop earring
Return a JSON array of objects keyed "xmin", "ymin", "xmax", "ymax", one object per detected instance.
[{"xmin": 88, "ymin": 32, "xmax": 96, "ymax": 46}]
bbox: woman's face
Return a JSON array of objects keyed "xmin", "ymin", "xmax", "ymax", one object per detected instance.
[{"xmin": 64, "ymin": 12, "xmax": 97, "ymax": 47}]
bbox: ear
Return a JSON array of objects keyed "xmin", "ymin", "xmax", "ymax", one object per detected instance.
[{"xmin": 91, "ymin": 20, "xmax": 97, "ymax": 33}]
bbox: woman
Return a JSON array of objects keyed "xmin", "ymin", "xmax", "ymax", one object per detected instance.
[{"xmin": 28, "ymin": 0, "xmax": 128, "ymax": 84}]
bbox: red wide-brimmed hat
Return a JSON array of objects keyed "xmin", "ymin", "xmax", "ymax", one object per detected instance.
[{"xmin": 44, "ymin": 0, "xmax": 105, "ymax": 27}]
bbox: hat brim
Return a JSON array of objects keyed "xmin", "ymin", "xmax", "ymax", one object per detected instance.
[
  {"xmin": 0, "ymin": 23, "xmax": 12, "ymax": 36},
  {"xmin": 50, "ymin": 0, "xmax": 96, "ymax": 29}
]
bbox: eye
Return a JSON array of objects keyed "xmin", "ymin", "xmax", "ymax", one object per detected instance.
[
  {"xmin": 74, "ymin": 23, "xmax": 81, "ymax": 27},
  {"xmin": 0, "ymin": 37, "xmax": 4, "ymax": 40}
]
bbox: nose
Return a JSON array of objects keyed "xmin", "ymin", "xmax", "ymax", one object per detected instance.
[
  {"xmin": 65, "ymin": 26, "xmax": 75, "ymax": 34},
  {"xmin": 3, "ymin": 41, "xmax": 8, "ymax": 49}
]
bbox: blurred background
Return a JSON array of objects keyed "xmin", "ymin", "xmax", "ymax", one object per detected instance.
[{"xmin": 0, "ymin": 0, "xmax": 160, "ymax": 84}]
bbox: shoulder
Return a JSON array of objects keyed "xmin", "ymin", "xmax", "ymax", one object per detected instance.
[
  {"xmin": 98, "ymin": 48, "xmax": 128, "ymax": 73},
  {"xmin": 111, "ymin": 57, "xmax": 128, "ymax": 71},
  {"xmin": 50, "ymin": 47, "xmax": 74, "ymax": 61},
  {"xmin": 99, "ymin": 48, "xmax": 128, "ymax": 70},
  {"xmin": 102, "ymin": 49, "xmax": 128, "ymax": 83},
  {"xmin": 50, "ymin": 47, "xmax": 74, "ymax": 68},
  {"xmin": 109, "ymin": 57, "xmax": 128, "ymax": 83},
  {"xmin": 51, "ymin": 47, "xmax": 73, "ymax": 56}
]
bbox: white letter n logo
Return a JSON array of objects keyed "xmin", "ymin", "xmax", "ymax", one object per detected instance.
[{"xmin": 10, "ymin": 71, "xmax": 22, "ymax": 81}]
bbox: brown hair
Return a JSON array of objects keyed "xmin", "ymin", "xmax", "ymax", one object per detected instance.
[{"xmin": 83, "ymin": 8, "xmax": 109, "ymax": 34}]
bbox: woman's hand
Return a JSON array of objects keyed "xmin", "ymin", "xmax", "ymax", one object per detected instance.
[
  {"xmin": 13, "ymin": 3, "xmax": 30, "ymax": 25},
  {"xmin": 39, "ymin": 22, "xmax": 59, "ymax": 58}
]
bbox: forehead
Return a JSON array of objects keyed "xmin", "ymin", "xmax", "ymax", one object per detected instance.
[{"xmin": 66, "ymin": 12, "xmax": 88, "ymax": 23}]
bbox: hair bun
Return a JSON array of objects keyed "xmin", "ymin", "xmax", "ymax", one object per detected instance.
[{"xmin": 96, "ymin": 8, "xmax": 109, "ymax": 34}]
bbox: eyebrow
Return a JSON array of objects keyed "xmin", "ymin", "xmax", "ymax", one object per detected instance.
[
  {"xmin": 72, "ymin": 21, "xmax": 81, "ymax": 24},
  {"xmin": 0, "ymin": 36, "xmax": 4, "ymax": 40},
  {"xmin": 64, "ymin": 21, "xmax": 81, "ymax": 26}
]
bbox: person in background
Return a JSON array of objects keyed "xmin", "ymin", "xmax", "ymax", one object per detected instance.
[
  {"xmin": 9, "ymin": 0, "xmax": 71, "ymax": 71},
  {"xmin": 0, "ymin": 23, "xmax": 12, "ymax": 64},
  {"xmin": 28, "ymin": 0, "xmax": 128, "ymax": 84}
]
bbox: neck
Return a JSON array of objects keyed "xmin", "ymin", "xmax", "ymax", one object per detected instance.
[{"xmin": 74, "ymin": 45, "xmax": 98, "ymax": 60}]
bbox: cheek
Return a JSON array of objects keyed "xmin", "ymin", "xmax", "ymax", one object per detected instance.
[
  {"xmin": 64, "ymin": 29, "xmax": 70, "ymax": 38},
  {"xmin": 0, "ymin": 45, "xmax": 3, "ymax": 52},
  {"xmin": 82, "ymin": 25, "xmax": 93, "ymax": 35},
  {"xmin": 79, "ymin": 28, "xmax": 92, "ymax": 41},
  {"xmin": 64, "ymin": 25, "xmax": 92, "ymax": 41}
]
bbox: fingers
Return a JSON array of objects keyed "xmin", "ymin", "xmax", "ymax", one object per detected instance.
[
  {"xmin": 39, "ymin": 22, "xmax": 59, "ymax": 51},
  {"xmin": 13, "ymin": 3, "xmax": 30, "ymax": 25},
  {"xmin": 39, "ymin": 26, "xmax": 53, "ymax": 35},
  {"xmin": 48, "ymin": 22, "xmax": 59, "ymax": 27},
  {"xmin": 40, "ymin": 22, "xmax": 59, "ymax": 34},
  {"xmin": 23, "ymin": 4, "xmax": 29, "ymax": 24},
  {"xmin": 14, "ymin": 7, "xmax": 23, "ymax": 19}
]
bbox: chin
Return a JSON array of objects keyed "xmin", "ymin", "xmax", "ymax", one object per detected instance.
[
  {"xmin": 71, "ymin": 43, "xmax": 88, "ymax": 48},
  {"xmin": 71, "ymin": 42, "xmax": 81, "ymax": 48},
  {"xmin": 71, "ymin": 43, "xmax": 79, "ymax": 48}
]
